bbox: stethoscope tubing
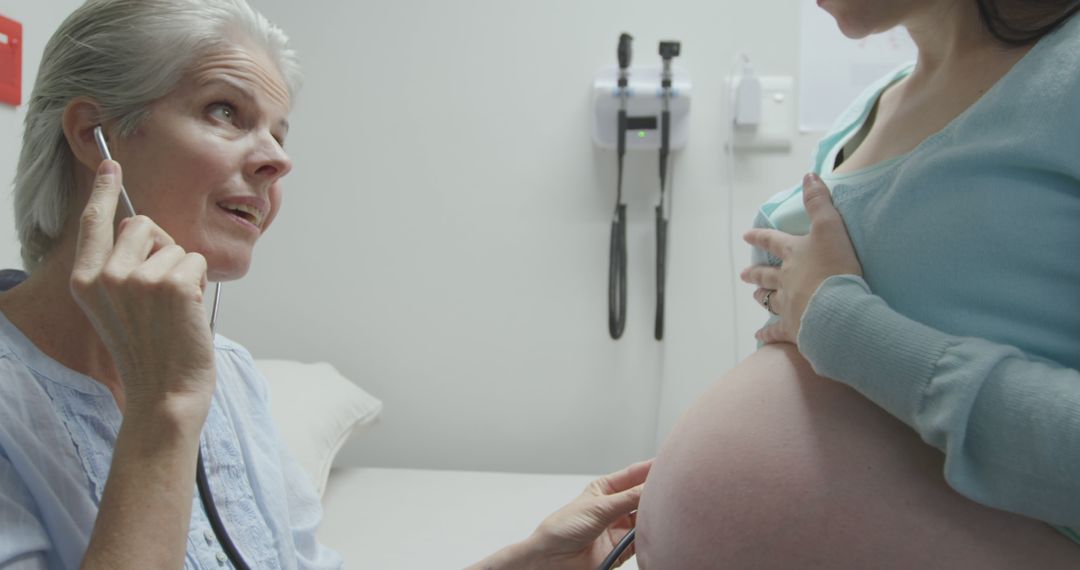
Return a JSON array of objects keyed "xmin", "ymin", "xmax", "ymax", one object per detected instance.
[{"xmin": 597, "ymin": 528, "xmax": 636, "ymax": 570}]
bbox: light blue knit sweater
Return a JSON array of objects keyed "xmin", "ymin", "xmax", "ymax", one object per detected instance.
[{"xmin": 753, "ymin": 15, "xmax": 1080, "ymax": 539}]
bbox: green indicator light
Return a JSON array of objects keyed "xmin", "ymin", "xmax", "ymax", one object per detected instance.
[{"xmin": 638, "ymin": 131, "xmax": 646, "ymax": 138}]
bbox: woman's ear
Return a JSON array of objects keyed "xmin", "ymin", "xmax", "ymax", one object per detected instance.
[{"xmin": 61, "ymin": 97, "xmax": 107, "ymax": 171}]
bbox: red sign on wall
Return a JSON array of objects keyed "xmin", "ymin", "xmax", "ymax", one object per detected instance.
[{"xmin": 0, "ymin": 14, "xmax": 23, "ymax": 107}]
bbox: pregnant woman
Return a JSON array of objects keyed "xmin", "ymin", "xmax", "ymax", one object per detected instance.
[{"xmin": 635, "ymin": 0, "xmax": 1080, "ymax": 567}]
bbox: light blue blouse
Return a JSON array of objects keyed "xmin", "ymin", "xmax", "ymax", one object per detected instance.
[
  {"xmin": 0, "ymin": 310, "xmax": 343, "ymax": 569},
  {"xmin": 753, "ymin": 14, "xmax": 1080, "ymax": 540}
]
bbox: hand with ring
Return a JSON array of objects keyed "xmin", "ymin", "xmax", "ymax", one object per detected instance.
[
  {"xmin": 740, "ymin": 173, "xmax": 863, "ymax": 345},
  {"xmin": 757, "ymin": 288, "xmax": 777, "ymax": 315}
]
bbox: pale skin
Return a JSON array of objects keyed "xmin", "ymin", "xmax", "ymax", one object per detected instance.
[
  {"xmin": 633, "ymin": 0, "xmax": 1080, "ymax": 567},
  {"xmin": 467, "ymin": 459, "xmax": 651, "ymax": 570},
  {"xmin": 1, "ymin": 41, "xmax": 647, "ymax": 569}
]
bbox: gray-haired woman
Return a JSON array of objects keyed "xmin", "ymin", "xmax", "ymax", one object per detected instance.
[{"xmin": 0, "ymin": 1, "xmax": 648, "ymax": 568}]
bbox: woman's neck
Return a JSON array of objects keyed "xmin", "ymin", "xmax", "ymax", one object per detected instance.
[
  {"xmin": 0, "ymin": 241, "xmax": 125, "ymax": 407},
  {"xmin": 904, "ymin": 1, "xmax": 1030, "ymax": 84}
]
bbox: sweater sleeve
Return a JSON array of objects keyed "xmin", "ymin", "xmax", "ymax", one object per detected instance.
[{"xmin": 797, "ymin": 274, "xmax": 1080, "ymax": 528}]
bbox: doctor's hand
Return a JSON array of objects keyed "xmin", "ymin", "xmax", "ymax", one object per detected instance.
[
  {"xmin": 529, "ymin": 458, "xmax": 652, "ymax": 568},
  {"xmin": 467, "ymin": 459, "xmax": 652, "ymax": 570},
  {"xmin": 741, "ymin": 173, "xmax": 862, "ymax": 346},
  {"xmin": 70, "ymin": 160, "xmax": 215, "ymax": 419}
]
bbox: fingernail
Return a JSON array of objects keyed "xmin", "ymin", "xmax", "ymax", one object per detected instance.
[
  {"xmin": 803, "ymin": 172, "xmax": 817, "ymax": 186},
  {"xmin": 98, "ymin": 160, "xmax": 117, "ymax": 177}
]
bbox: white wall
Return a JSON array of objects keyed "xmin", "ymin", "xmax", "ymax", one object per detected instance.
[
  {"xmin": 0, "ymin": 1, "xmax": 83, "ymax": 267},
  {"xmin": 240, "ymin": 0, "xmax": 824, "ymax": 474},
  {"xmin": 1, "ymin": 0, "xmax": 827, "ymax": 475}
]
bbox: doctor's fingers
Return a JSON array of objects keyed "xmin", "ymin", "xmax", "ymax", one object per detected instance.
[
  {"xmin": 131, "ymin": 245, "xmax": 209, "ymax": 300},
  {"xmin": 756, "ymin": 322, "xmax": 794, "ymax": 345},
  {"xmin": 592, "ymin": 459, "xmax": 653, "ymax": 497},
  {"xmin": 100, "ymin": 216, "xmax": 176, "ymax": 279},
  {"xmin": 74, "ymin": 160, "xmax": 124, "ymax": 276},
  {"xmin": 589, "ymin": 483, "xmax": 644, "ymax": 527},
  {"xmin": 741, "ymin": 264, "xmax": 781, "ymax": 290}
]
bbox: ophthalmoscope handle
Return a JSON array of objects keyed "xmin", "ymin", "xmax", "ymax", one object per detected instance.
[{"xmin": 617, "ymin": 33, "xmax": 633, "ymax": 70}]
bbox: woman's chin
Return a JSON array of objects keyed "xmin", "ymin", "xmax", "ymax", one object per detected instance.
[
  {"xmin": 821, "ymin": 7, "xmax": 877, "ymax": 40},
  {"xmin": 833, "ymin": 19, "xmax": 876, "ymax": 40},
  {"xmin": 206, "ymin": 254, "xmax": 252, "ymax": 283}
]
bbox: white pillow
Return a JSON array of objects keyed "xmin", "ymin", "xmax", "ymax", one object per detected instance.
[{"xmin": 256, "ymin": 359, "xmax": 383, "ymax": 496}]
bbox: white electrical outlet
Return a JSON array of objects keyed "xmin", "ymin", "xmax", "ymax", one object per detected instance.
[{"xmin": 729, "ymin": 76, "xmax": 795, "ymax": 152}]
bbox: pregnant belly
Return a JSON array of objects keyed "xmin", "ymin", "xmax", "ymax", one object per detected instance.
[
  {"xmin": 634, "ymin": 344, "xmax": 826, "ymax": 567},
  {"xmin": 632, "ymin": 344, "xmax": 945, "ymax": 568}
]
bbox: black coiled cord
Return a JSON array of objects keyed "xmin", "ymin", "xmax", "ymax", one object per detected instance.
[
  {"xmin": 609, "ymin": 203, "xmax": 628, "ymax": 339},
  {"xmin": 654, "ymin": 206, "xmax": 667, "ymax": 341},
  {"xmin": 197, "ymin": 449, "xmax": 250, "ymax": 569}
]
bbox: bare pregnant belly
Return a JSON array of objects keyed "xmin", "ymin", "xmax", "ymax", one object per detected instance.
[{"xmin": 632, "ymin": 344, "xmax": 1079, "ymax": 569}]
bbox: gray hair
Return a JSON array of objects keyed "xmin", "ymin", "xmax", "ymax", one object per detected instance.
[{"xmin": 13, "ymin": 0, "xmax": 301, "ymax": 271}]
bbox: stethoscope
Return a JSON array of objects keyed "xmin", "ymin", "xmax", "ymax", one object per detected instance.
[
  {"xmin": 608, "ymin": 33, "xmax": 632, "ymax": 340},
  {"xmin": 93, "ymin": 127, "xmax": 247, "ymax": 569},
  {"xmin": 598, "ymin": 527, "xmax": 637, "ymax": 570}
]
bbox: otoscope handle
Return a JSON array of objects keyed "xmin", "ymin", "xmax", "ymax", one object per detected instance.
[{"xmin": 617, "ymin": 33, "xmax": 633, "ymax": 70}]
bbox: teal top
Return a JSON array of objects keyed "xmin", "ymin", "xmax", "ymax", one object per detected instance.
[{"xmin": 753, "ymin": 15, "xmax": 1080, "ymax": 537}]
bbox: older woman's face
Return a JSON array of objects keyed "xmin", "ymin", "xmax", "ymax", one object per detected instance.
[{"xmin": 110, "ymin": 44, "xmax": 292, "ymax": 282}]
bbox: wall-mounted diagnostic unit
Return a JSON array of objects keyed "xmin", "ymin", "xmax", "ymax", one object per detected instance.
[
  {"xmin": 593, "ymin": 34, "xmax": 690, "ymax": 342},
  {"xmin": 591, "ymin": 66, "xmax": 691, "ymax": 151}
]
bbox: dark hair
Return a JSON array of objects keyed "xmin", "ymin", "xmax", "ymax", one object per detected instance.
[{"xmin": 975, "ymin": 0, "xmax": 1080, "ymax": 45}]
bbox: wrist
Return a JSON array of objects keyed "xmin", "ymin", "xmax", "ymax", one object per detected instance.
[
  {"xmin": 509, "ymin": 535, "xmax": 547, "ymax": 569},
  {"xmin": 471, "ymin": 536, "xmax": 545, "ymax": 570},
  {"xmin": 122, "ymin": 391, "xmax": 212, "ymax": 437}
]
